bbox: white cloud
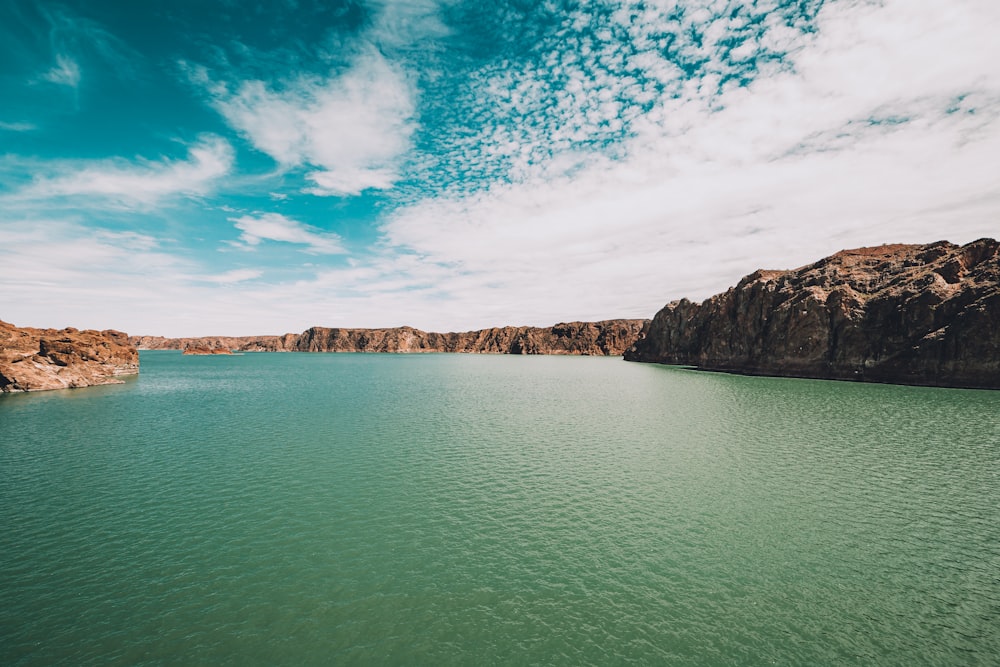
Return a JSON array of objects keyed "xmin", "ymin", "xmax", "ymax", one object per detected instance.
[
  {"xmin": 208, "ymin": 49, "xmax": 415, "ymax": 197},
  {"xmin": 366, "ymin": 0, "xmax": 451, "ymax": 49},
  {"xmin": 0, "ymin": 219, "xmax": 185, "ymax": 330},
  {"xmin": 41, "ymin": 53, "xmax": 81, "ymax": 88},
  {"xmin": 374, "ymin": 0, "xmax": 1000, "ymax": 323},
  {"xmin": 0, "ymin": 217, "xmax": 271, "ymax": 336},
  {"xmin": 196, "ymin": 0, "xmax": 456, "ymax": 198},
  {"xmin": 202, "ymin": 268, "xmax": 263, "ymax": 284},
  {"xmin": 230, "ymin": 212, "xmax": 346, "ymax": 254},
  {"xmin": 0, "ymin": 121, "xmax": 36, "ymax": 132},
  {"xmin": 12, "ymin": 135, "xmax": 233, "ymax": 208},
  {"xmin": 33, "ymin": 4, "xmax": 143, "ymax": 88},
  {"xmin": 305, "ymin": 164, "xmax": 398, "ymax": 196}
]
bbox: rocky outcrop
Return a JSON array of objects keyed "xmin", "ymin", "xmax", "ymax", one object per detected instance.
[
  {"xmin": 625, "ymin": 239, "xmax": 1000, "ymax": 389},
  {"xmin": 132, "ymin": 320, "xmax": 647, "ymax": 356},
  {"xmin": 293, "ymin": 320, "xmax": 646, "ymax": 355},
  {"xmin": 1, "ymin": 320, "xmax": 139, "ymax": 392},
  {"xmin": 132, "ymin": 334, "xmax": 297, "ymax": 351}
]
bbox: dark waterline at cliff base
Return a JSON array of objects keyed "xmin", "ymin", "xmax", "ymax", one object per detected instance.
[{"xmin": 2, "ymin": 352, "xmax": 999, "ymax": 665}]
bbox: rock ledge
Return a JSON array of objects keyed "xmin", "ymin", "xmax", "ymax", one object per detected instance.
[{"xmin": 1, "ymin": 320, "xmax": 140, "ymax": 392}]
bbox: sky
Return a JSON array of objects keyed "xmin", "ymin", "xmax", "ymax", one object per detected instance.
[{"xmin": 1, "ymin": 0, "xmax": 998, "ymax": 337}]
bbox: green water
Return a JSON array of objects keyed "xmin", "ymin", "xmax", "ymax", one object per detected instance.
[{"xmin": 2, "ymin": 352, "xmax": 999, "ymax": 666}]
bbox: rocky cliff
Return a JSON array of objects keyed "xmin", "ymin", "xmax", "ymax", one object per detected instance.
[
  {"xmin": 132, "ymin": 334, "xmax": 298, "ymax": 351},
  {"xmin": 293, "ymin": 320, "xmax": 646, "ymax": 355},
  {"xmin": 625, "ymin": 239, "xmax": 1000, "ymax": 389},
  {"xmin": 132, "ymin": 320, "xmax": 647, "ymax": 356},
  {"xmin": 1, "ymin": 320, "xmax": 139, "ymax": 392}
]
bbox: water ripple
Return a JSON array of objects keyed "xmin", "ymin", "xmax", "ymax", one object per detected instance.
[{"xmin": 2, "ymin": 353, "xmax": 999, "ymax": 665}]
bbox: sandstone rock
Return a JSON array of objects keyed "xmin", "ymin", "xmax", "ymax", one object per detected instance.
[
  {"xmin": 625, "ymin": 239, "xmax": 1000, "ymax": 389},
  {"xmin": 131, "ymin": 320, "xmax": 647, "ymax": 357},
  {"xmin": 132, "ymin": 334, "xmax": 297, "ymax": 351},
  {"xmin": 292, "ymin": 320, "xmax": 647, "ymax": 355},
  {"xmin": 1, "ymin": 320, "xmax": 139, "ymax": 392}
]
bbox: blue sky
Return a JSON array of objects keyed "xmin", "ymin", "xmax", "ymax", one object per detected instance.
[{"xmin": 1, "ymin": 0, "xmax": 998, "ymax": 336}]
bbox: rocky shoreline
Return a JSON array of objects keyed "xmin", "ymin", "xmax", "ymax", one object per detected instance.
[
  {"xmin": 5, "ymin": 239, "xmax": 998, "ymax": 393},
  {"xmin": 2, "ymin": 319, "xmax": 646, "ymax": 393},
  {"xmin": 133, "ymin": 320, "xmax": 648, "ymax": 357},
  {"xmin": 0, "ymin": 320, "xmax": 139, "ymax": 392},
  {"xmin": 625, "ymin": 239, "xmax": 1000, "ymax": 389}
]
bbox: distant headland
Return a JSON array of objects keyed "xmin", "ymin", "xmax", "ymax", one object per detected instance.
[
  {"xmin": 626, "ymin": 238, "xmax": 1000, "ymax": 389},
  {"xmin": 133, "ymin": 320, "xmax": 649, "ymax": 357}
]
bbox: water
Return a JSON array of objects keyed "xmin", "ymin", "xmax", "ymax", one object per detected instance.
[{"xmin": 2, "ymin": 351, "xmax": 999, "ymax": 666}]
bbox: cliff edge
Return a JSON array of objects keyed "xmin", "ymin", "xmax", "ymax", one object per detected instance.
[
  {"xmin": 133, "ymin": 320, "xmax": 647, "ymax": 357},
  {"xmin": 293, "ymin": 320, "xmax": 646, "ymax": 355},
  {"xmin": 624, "ymin": 239, "xmax": 1000, "ymax": 389},
  {"xmin": 1, "ymin": 320, "xmax": 140, "ymax": 392}
]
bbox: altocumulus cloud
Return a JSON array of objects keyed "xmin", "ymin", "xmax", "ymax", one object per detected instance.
[{"xmin": 372, "ymin": 0, "xmax": 1000, "ymax": 325}]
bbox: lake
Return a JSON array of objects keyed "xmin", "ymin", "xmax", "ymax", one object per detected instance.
[{"xmin": 2, "ymin": 351, "xmax": 999, "ymax": 665}]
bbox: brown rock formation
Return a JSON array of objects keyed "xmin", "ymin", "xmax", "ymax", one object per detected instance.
[
  {"xmin": 1, "ymin": 320, "xmax": 139, "ymax": 392},
  {"xmin": 131, "ymin": 320, "xmax": 647, "ymax": 356},
  {"xmin": 293, "ymin": 320, "xmax": 646, "ymax": 355},
  {"xmin": 132, "ymin": 334, "xmax": 298, "ymax": 351},
  {"xmin": 625, "ymin": 239, "xmax": 1000, "ymax": 389}
]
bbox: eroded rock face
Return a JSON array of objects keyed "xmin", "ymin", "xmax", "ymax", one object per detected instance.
[
  {"xmin": 1, "ymin": 321, "xmax": 139, "ymax": 392},
  {"xmin": 293, "ymin": 320, "xmax": 646, "ymax": 355},
  {"xmin": 625, "ymin": 239, "xmax": 1000, "ymax": 389},
  {"xmin": 132, "ymin": 334, "xmax": 298, "ymax": 351},
  {"xmin": 132, "ymin": 320, "xmax": 647, "ymax": 356}
]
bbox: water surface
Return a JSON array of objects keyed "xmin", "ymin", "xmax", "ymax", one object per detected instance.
[{"xmin": 2, "ymin": 352, "xmax": 999, "ymax": 665}]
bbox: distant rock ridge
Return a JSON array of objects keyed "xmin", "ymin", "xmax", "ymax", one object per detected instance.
[
  {"xmin": 132, "ymin": 320, "xmax": 648, "ymax": 357},
  {"xmin": 625, "ymin": 238, "xmax": 1000, "ymax": 389},
  {"xmin": 132, "ymin": 334, "xmax": 298, "ymax": 352},
  {"xmin": 1, "ymin": 320, "xmax": 139, "ymax": 392}
]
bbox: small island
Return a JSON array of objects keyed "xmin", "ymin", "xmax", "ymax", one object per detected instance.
[{"xmin": 182, "ymin": 346, "xmax": 233, "ymax": 355}]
